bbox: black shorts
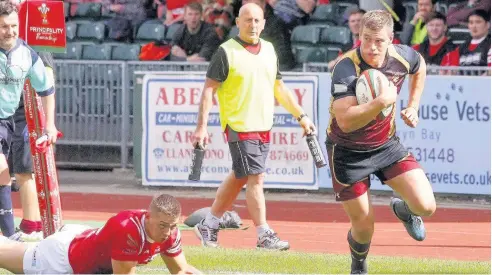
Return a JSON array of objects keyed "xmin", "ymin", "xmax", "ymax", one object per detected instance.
[
  {"xmin": 7, "ymin": 106, "xmax": 32, "ymax": 174},
  {"xmin": 326, "ymin": 136, "xmax": 421, "ymax": 201},
  {"xmin": 228, "ymin": 140, "xmax": 270, "ymax": 179},
  {"xmin": 0, "ymin": 117, "xmax": 14, "ymax": 156}
]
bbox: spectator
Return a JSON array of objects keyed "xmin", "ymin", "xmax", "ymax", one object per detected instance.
[
  {"xmin": 413, "ymin": 12, "xmax": 459, "ymax": 67},
  {"xmin": 328, "ymin": 8, "xmax": 400, "ymax": 71},
  {"xmin": 400, "ymin": 0, "xmax": 436, "ymax": 46},
  {"xmin": 240, "ymin": 0, "xmax": 296, "ymax": 71},
  {"xmin": 328, "ymin": 8, "xmax": 365, "ymax": 70},
  {"xmin": 152, "ymin": 0, "xmax": 166, "ymax": 20},
  {"xmin": 457, "ymin": 9, "xmax": 491, "ymax": 67},
  {"xmin": 163, "ymin": 0, "xmax": 189, "ymax": 26},
  {"xmin": 102, "ymin": 0, "xmax": 148, "ymax": 42},
  {"xmin": 203, "ymin": 0, "xmax": 234, "ymax": 40},
  {"xmin": 170, "ymin": 2, "xmax": 221, "ymax": 62},
  {"xmin": 273, "ymin": 0, "xmax": 316, "ymax": 30},
  {"xmin": 447, "ymin": 0, "xmax": 491, "ymax": 28}
]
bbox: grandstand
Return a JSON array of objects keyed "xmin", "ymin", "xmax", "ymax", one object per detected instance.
[{"xmin": 60, "ymin": 1, "xmax": 473, "ymax": 66}]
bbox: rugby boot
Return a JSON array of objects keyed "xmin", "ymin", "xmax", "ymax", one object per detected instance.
[
  {"xmin": 256, "ymin": 230, "xmax": 290, "ymax": 251},
  {"xmin": 390, "ymin": 197, "xmax": 426, "ymax": 241},
  {"xmin": 194, "ymin": 219, "xmax": 219, "ymax": 248},
  {"xmin": 350, "ymin": 257, "xmax": 368, "ymax": 275}
]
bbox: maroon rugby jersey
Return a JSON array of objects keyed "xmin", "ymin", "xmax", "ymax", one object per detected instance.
[{"xmin": 327, "ymin": 44, "xmax": 421, "ymax": 149}]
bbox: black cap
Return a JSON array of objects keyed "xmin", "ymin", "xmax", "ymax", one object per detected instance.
[{"xmin": 468, "ymin": 9, "xmax": 490, "ymax": 23}]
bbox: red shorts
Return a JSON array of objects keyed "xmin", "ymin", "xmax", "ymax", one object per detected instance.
[{"xmin": 326, "ymin": 137, "xmax": 421, "ymax": 201}]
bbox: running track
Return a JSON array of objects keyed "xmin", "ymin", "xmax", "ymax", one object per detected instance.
[{"xmin": 12, "ymin": 192, "xmax": 491, "ymax": 261}]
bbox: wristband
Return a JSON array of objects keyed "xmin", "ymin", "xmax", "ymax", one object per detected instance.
[{"xmin": 297, "ymin": 114, "xmax": 308, "ymax": 122}]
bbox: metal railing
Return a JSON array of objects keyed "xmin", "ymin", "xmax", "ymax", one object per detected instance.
[
  {"xmin": 303, "ymin": 62, "xmax": 492, "ymax": 75},
  {"xmin": 52, "ymin": 61, "xmax": 491, "ymax": 169}
]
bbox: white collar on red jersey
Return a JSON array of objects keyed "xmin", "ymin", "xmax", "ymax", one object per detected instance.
[{"xmin": 141, "ymin": 214, "xmax": 156, "ymax": 243}]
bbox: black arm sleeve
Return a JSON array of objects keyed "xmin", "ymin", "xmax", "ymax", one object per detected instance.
[
  {"xmin": 330, "ymin": 58, "xmax": 357, "ymax": 100},
  {"xmin": 394, "ymin": 44, "xmax": 421, "ymax": 74},
  {"xmin": 206, "ymin": 47, "xmax": 229, "ymax": 82}
]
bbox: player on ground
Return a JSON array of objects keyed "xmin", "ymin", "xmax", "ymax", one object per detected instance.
[
  {"xmin": 0, "ymin": 193, "xmax": 202, "ymax": 274},
  {"xmin": 7, "ymin": 0, "xmax": 57, "ymax": 242},
  {"xmin": 327, "ymin": 10, "xmax": 436, "ymax": 274},
  {"xmin": 192, "ymin": 3, "xmax": 316, "ymax": 250},
  {"xmin": 0, "ymin": 0, "xmax": 57, "ymax": 238}
]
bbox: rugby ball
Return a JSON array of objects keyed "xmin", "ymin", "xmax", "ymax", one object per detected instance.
[{"xmin": 355, "ymin": 69, "xmax": 394, "ymax": 120}]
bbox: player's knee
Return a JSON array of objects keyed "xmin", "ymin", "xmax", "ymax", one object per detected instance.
[
  {"xmin": 414, "ymin": 200, "xmax": 436, "ymax": 217},
  {"xmin": 350, "ymin": 213, "xmax": 374, "ymax": 234},
  {"xmin": 14, "ymin": 173, "xmax": 33, "ymax": 186},
  {"xmin": 246, "ymin": 173, "xmax": 265, "ymax": 184}
]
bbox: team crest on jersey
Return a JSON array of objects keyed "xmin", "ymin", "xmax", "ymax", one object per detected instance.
[{"xmin": 126, "ymin": 234, "xmax": 139, "ymax": 249}]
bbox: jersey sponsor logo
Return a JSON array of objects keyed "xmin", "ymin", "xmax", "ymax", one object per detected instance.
[
  {"xmin": 0, "ymin": 64, "xmax": 27, "ymax": 85},
  {"xmin": 460, "ymin": 52, "xmax": 483, "ymax": 65},
  {"xmin": 122, "ymin": 248, "xmax": 138, "ymax": 255},
  {"xmin": 333, "ymin": 84, "xmax": 348, "ymax": 94}
]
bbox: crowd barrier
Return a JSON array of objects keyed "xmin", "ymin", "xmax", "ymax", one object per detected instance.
[
  {"xmin": 303, "ymin": 62, "xmax": 492, "ymax": 76},
  {"xmin": 53, "ymin": 61, "xmax": 491, "ymax": 195}
]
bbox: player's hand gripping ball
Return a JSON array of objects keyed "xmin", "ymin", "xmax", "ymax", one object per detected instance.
[{"xmin": 355, "ymin": 69, "xmax": 395, "ymax": 121}]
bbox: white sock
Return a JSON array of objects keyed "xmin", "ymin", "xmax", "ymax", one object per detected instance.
[
  {"xmin": 256, "ymin": 224, "xmax": 272, "ymax": 237},
  {"xmin": 203, "ymin": 212, "xmax": 220, "ymax": 229}
]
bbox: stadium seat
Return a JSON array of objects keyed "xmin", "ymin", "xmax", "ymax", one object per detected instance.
[
  {"xmin": 448, "ymin": 3, "xmax": 459, "ymax": 11},
  {"xmin": 110, "ymin": 43, "xmax": 141, "ymax": 61},
  {"xmin": 66, "ymin": 21, "xmax": 77, "ymax": 41},
  {"xmin": 81, "ymin": 44, "xmax": 112, "ymax": 60},
  {"xmin": 228, "ymin": 26, "xmax": 239, "ymax": 40},
  {"xmin": 64, "ymin": 2, "xmax": 70, "ymax": 19},
  {"xmin": 337, "ymin": 2, "xmax": 358, "ymax": 18},
  {"xmin": 53, "ymin": 42, "xmax": 86, "ymax": 60},
  {"xmin": 435, "ymin": 2, "xmax": 448, "ymax": 15},
  {"xmin": 135, "ymin": 20, "xmax": 166, "ymax": 43},
  {"xmin": 319, "ymin": 26, "xmax": 351, "ymax": 46},
  {"xmin": 165, "ymin": 23, "xmax": 182, "ymax": 42},
  {"xmin": 403, "ymin": 2, "xmax": 417, "ymax": 22},
  {"xmin": 76, "ymin": 21, "xmax": 106, "ymax": 42},
  {"xmin": 294, "ymin": 47, "xmax": 328, "ymax": 64},
  {"xmin": 71, "ymin": 3, "xmax": 102, "ymax": 19},
  {"xmin": 326, "ymin": 47, "xmax": 342, "ymax": 62},
  {"xmin": 291, "ymin": 25, "xmax": 320, "ymax": 45},
  {"xmin": 309, "ymin": 4, "xmax": 341, "ymax": 25},
  {"xmin": 448, "ymin": 28, "xmax": 470, "ymax": 45}
]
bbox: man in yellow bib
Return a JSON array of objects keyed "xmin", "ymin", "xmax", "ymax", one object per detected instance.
[{"xmin": 192, "ymin": 2, "xmax": 315, "ymax": 250}]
